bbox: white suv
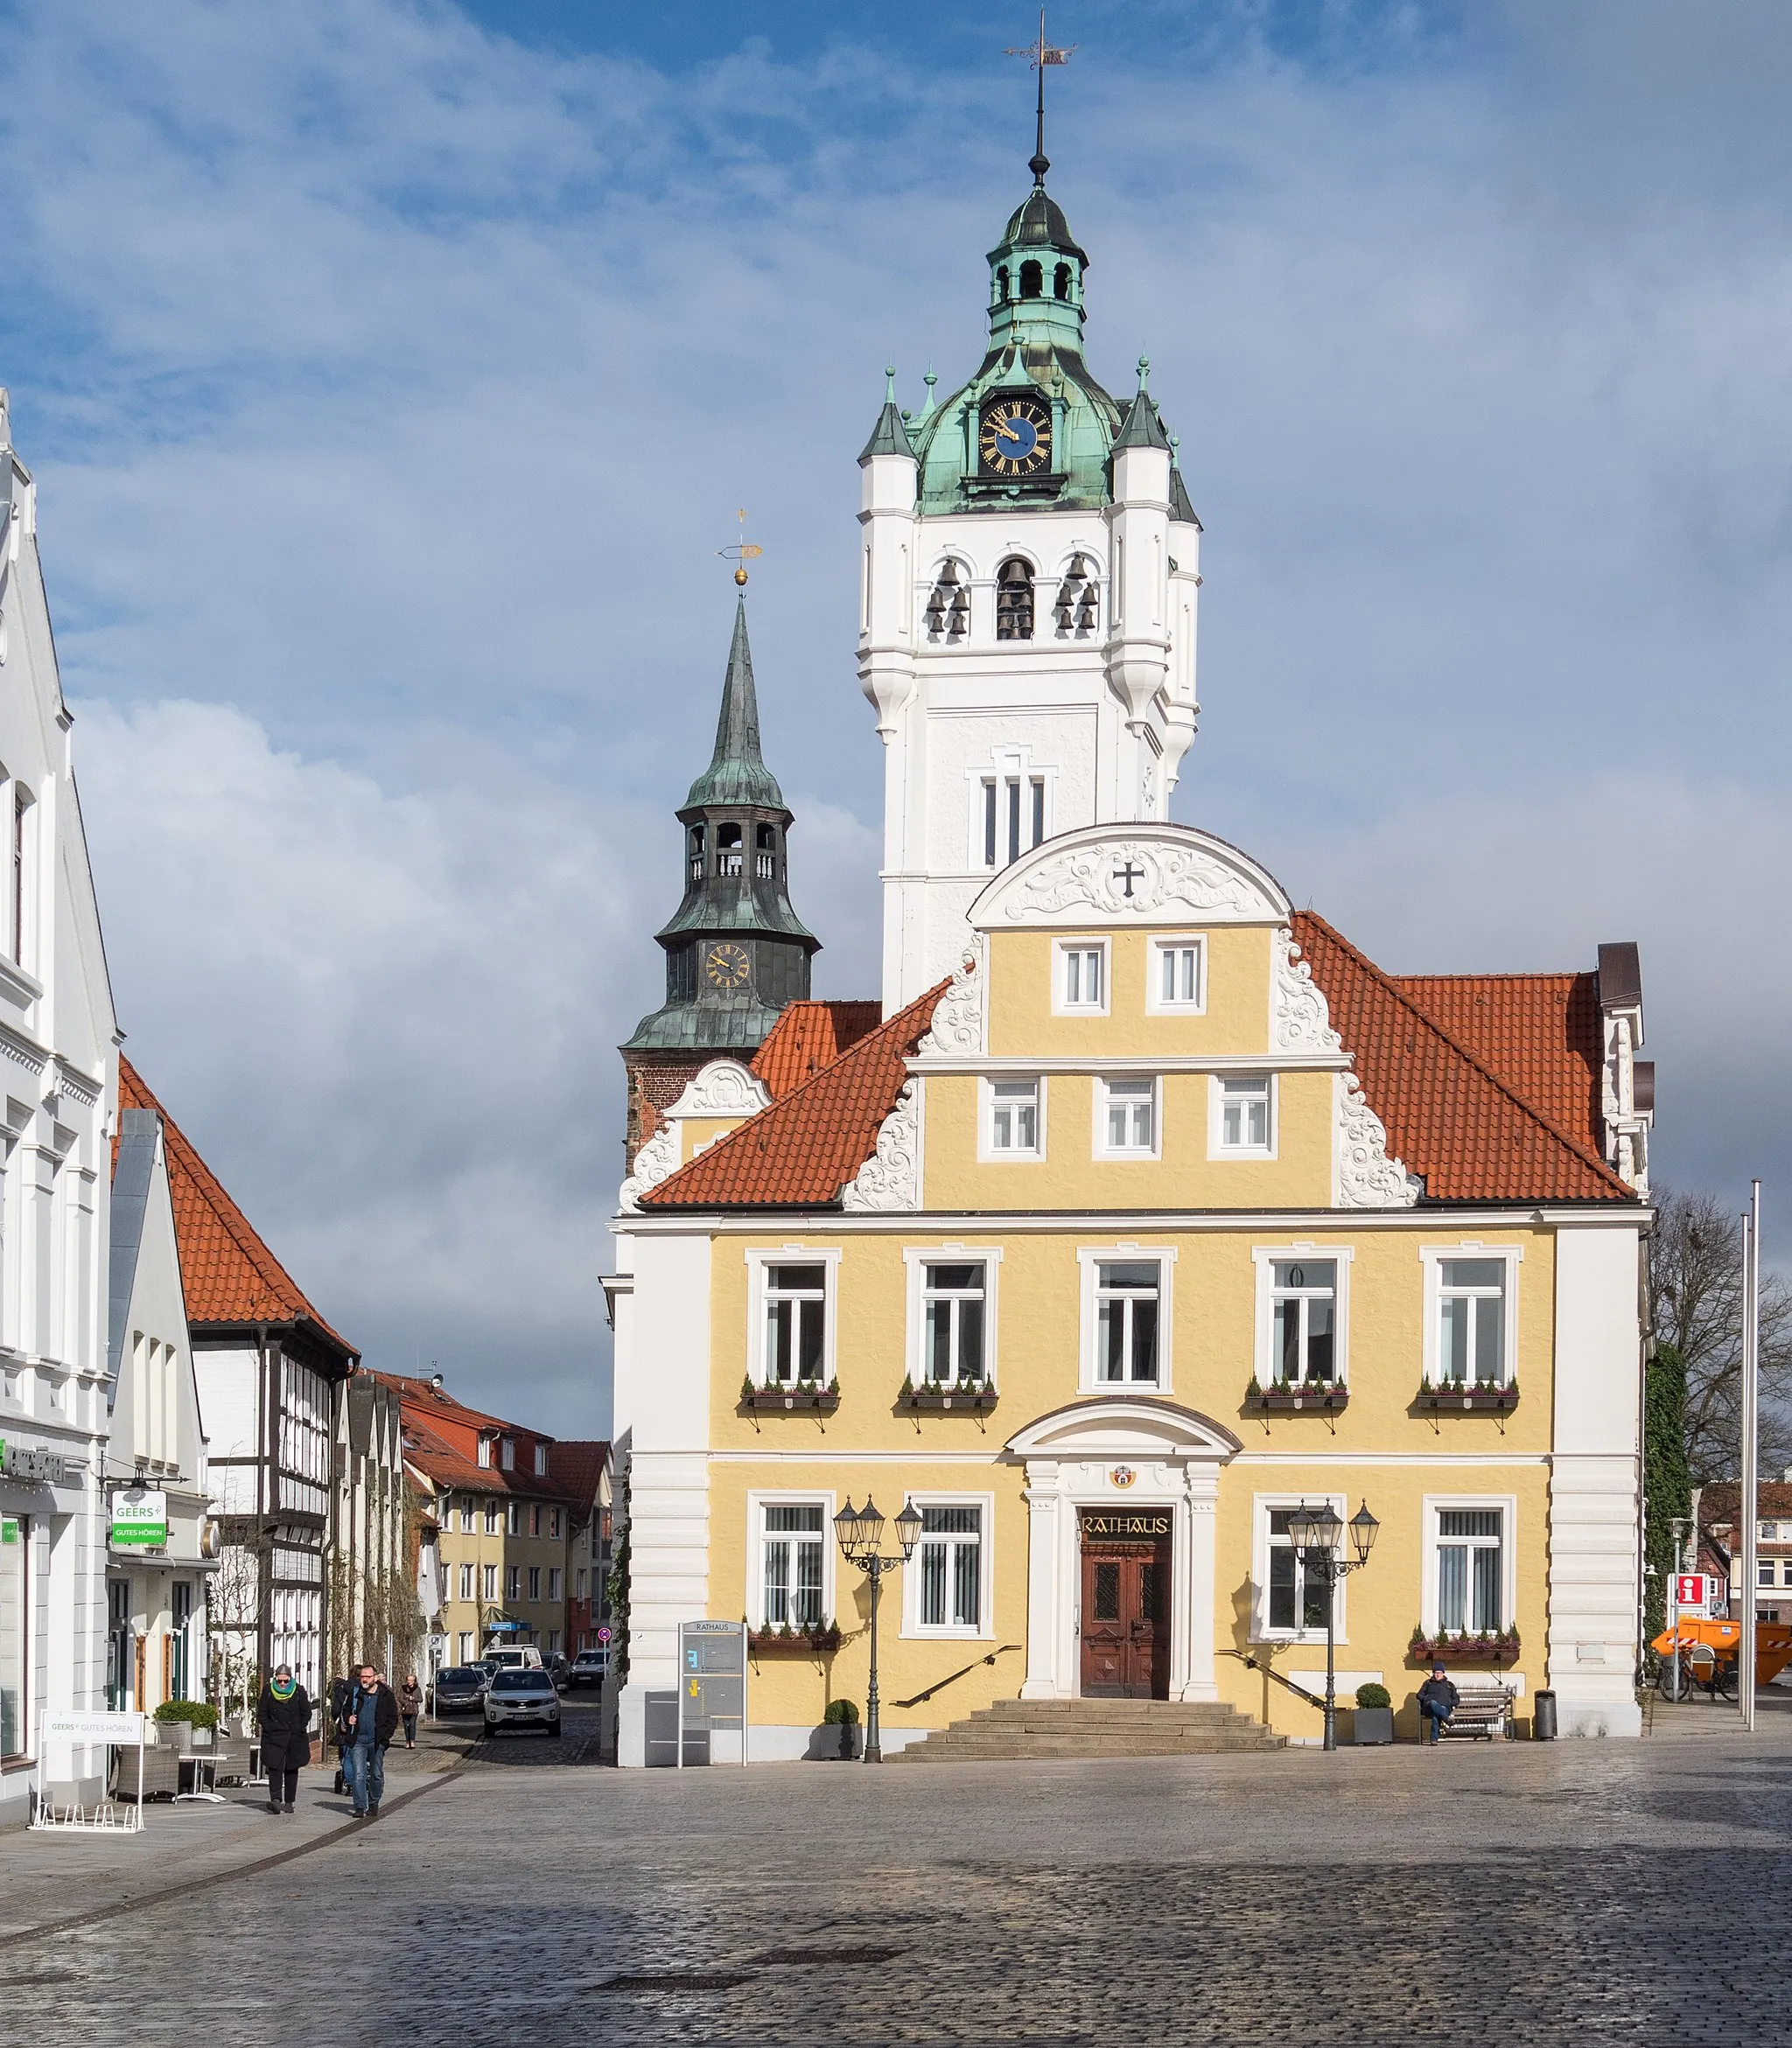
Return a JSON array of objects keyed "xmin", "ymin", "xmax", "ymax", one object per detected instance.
[{"xmin": 484, "ymin": 1668, "xmax": 561, "ymax": 1737}]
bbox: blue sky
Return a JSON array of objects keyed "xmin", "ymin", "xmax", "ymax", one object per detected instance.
[{"xmin": 1, "ymin": 0, "xmax": 1788, "ymax": 1433}]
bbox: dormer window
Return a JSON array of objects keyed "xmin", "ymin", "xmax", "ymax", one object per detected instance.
[
  {"xmin": 716, "ymin": 822, "xmax": 743, "ymax": 877},
  {"xmin": 1054, "ymin": 556, "xmax": 1100, "ymax": 639},
  {"xmin": 1054, "ymin": 262, "xmax": 1073, "ymax": 302},
  {"xmin": 755, "ymin": 823, "xmax": 777, "ymax": 879},
  {"xmin": 996, "ymin": 559, "xmax": 1034, "ymax": 642},
  {"xmin": 1019, "ymin": 259, "xmax": 1043, "ymax": 298},
  {"xmin": 534, "ymin": 1443, "xmax": 549, "ymax": 1477},
  {"xmin": 477, "ymin": 1436, "xmax": 494, "ymax": 1469},
  {"xmin": 925, "ymin": 561, "xmax": 970, "ymax": 644},
  {"xmin": 500, "ymin": 1436, "xmax": 516, "ymax": 1471}
]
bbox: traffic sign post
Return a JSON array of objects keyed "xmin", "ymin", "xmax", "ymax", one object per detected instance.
[{"xmin": 677, "ymin": 1620, "xmax": 748, "ymax": 1769}]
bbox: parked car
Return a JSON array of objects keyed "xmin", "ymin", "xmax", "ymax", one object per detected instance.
[
  {"xmin": 568, "ymin": 1648, "xmax": 609, "ymax": 1689},
  {"xmin": 542, "ymin": 1653, "xmax": 570, "ymax": 1689},
  {"xmin": 430, "ymin": 1667, "xmax": 489, "ymax": 1717},
  {"xmin": 484, "ymin": 1668, "xmax": 562, "ymax": 1737},
  {"xmin": 484, "ymin": 1645, "xmax": 542, "ymax": 1672}
]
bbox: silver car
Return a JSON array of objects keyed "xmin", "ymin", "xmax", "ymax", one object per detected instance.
[{"xmin": 483, "ymin": 1667, "xmax": 561, "ymax": 1737}]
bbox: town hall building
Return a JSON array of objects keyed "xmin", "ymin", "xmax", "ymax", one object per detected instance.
[{"xmin": 606, "ymin": 134, "xmax": 1654, "ymax": 1761}]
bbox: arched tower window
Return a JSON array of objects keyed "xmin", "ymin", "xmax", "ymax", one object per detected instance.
[
  {"xmin": 716, "ymin": 821, "xmax": 743, "ymax": 877},
  {"xmin": 996, "ymin": 559, "xmax": 1035, "ymax": 642},
  {"xmin": 1019, "ymin": 259, "xmax": 1043, "ymax": 298},
  {"xmin": 1054, "ymin": 262, "xmax": 1073, "ymax": 302},
  {"xmin": 688, "ymin": 823, "xmax": 707, "ymax": 884},
  {"xmin": 994, "ymin": 265, "xmax": 1011, "ymax": 304},
  {"xmin": 755, "ymin": 822, "xmax": 777, "ymax": 879},
  {"xmin": 1054, "ymin": 556, "xmax": 1100, "ymax": 640},
  {"xmin": 924, "ymin": 560, "xmax": 970, "ymax": 644}
]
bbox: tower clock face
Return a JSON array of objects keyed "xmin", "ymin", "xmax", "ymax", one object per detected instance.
[
  {"xmin": 704, "ymin": 942, "xmax": 751, "ymax": 990},
  {"xmin": 979, "ymin": 395, "xmax": 1053, "ymax": 477}
]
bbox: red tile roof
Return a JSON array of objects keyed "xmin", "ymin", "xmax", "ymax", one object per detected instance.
[
  {"xmin": 1292, "ymin": 912, "xmax": 1630, "ymax": 1203},
  {"xmin": 119, "ymin": 1055, "xmax": 356, "ymax": 1357},
  {"xmin": 1391, "ymin": 971, "xmax": 1602, "ymax": 1162},
  {"xmin": 374, "ymin": 1369, "xmax": 577, "ymax": 1500},
  {"xmin": 752, "ymin": 1000, "xmax": 885, "ymax": 1099},
  {"xmin": 634, "ymin": 919, "xmax": 1637, "ymax": 1213},
  {"xmin": 548, "ymin": 1439, "xmax": 611, "ymax": 1515},
  {"xmin": 643, "ymin": 981, "xmax": 948, "ymax": 1209}
]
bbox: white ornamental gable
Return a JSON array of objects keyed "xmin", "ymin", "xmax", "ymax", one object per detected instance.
[
  {"xmin": 972, "ymin": 825, "xmax": 1289, "ymax": 930},
  {"xmin": 915, "ymin": 934, "xmax": 985, "ymax": 1058},
  {"xmin": 839, "ymin": 1080, "xmax": 921, "ymax": 1213},
  {"xmin": 1270, "ymin": 927, "xmax": 1343, "ymax": 1055},
  {"xmin": 1334, "ymin": 1073, "xmax": 1422, "ymax": 1209}
]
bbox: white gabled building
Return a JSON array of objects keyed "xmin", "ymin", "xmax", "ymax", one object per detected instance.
[{"xmin": 0, "ymin": 389, "xmax": 122, "ymax": 1824}]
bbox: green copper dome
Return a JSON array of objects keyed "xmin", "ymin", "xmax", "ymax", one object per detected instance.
[{"xmin": 906, "ymin": 173, "xmax": 1122, "ymax": 514}]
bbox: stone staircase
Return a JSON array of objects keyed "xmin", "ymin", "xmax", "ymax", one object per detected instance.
[{"xmin": 893, "ymin": 1696, "xmax": 1286, "ymax": 1763}]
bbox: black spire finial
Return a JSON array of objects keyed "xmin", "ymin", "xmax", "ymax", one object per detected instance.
[{"xmin": 1007, "ymin": 10, "xmax": 1074, "ymax": 188}]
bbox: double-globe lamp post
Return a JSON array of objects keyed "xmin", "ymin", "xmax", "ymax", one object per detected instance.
[
  {"xmin": 1285, "ymin": 1499, "xmax": 1380, "ymax": 1752},
  {"xmin": 834, "ymin": 1495, "xmax": 923, "ymax": 1763}
]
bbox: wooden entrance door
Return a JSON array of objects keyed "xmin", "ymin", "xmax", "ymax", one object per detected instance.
[{"xmin": 1079, "ymin": 1512, "xmax": 1172, "ymax": 1699}]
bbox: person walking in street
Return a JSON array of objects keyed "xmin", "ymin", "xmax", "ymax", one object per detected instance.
[
  {"xmin": 330, "ymin": 1671, "xmax": 354, "ymax": 1794},
  {"xmin": 1418, "ymin": 1664, "xmax": 1460, "ymax": 1744},
  {"xmin": 399, "ymin": 1672, "xmax": 424, "ymax": 1748},
  {"xmin": 343, "ymin": 1663, "xmax": 399, "ymax": 1819},
  {"xmin": 256, "ymin": 1664, "xmax": 312, "ymax": 1815}
]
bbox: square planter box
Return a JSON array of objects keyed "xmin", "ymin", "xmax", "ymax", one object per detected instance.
[{"xmin": 1353, "ymin": 1707, "xmax": 1395, "ymax": 1744}]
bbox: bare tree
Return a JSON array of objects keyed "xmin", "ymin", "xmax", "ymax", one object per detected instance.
[{"xmin": 1648, "ymin": 1185, "xmax": 1792, "ymax": 1481}]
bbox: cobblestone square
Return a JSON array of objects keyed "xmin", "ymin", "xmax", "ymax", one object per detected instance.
[{"xmin": 4, "ymin": 1706, "xmax": 1791, "ymax": 2047}]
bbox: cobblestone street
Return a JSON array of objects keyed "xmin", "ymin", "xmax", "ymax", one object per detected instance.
[{"xmin": 6, "ymin": 1709, "xmax": 1791, "ymax": 2046}]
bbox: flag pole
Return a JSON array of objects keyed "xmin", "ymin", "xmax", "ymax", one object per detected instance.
[{"xmin": 1740, "ymin": 1182, "xmax": 1761, "ymax": 1731}]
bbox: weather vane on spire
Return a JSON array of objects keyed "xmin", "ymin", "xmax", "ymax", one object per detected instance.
[
  {"xmin": 1006, "ymin": 10, "xmax": 1075, "ymax": 186},
  {"xmin": 716, "ymin": 507, "xmax": 763, "ymax": 588}
]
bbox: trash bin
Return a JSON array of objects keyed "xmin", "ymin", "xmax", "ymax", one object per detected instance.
[{"xmin": 1533, "ymin": 1689, "xmax": 1558, "ymax": 1740}]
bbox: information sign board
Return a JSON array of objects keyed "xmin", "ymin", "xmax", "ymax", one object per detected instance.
[
  {"xmin": 677, "ymin": 1620, "xmax": 747, "ymax": 1768},
  {"xmin": 1675, "ymin": 1573, "xmax": 1711, "ymax": 1611},
  {"xmin": 44, "ymin": 1709, "xmax": 144, "ymax": 1744}
]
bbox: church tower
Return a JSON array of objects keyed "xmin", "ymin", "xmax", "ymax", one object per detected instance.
[
  {"xmin": 620, "ymin": 598, "xmax": 819, "ymax": 1164},
  {"xmin": 859, "ymin": 129, "xmax": 1204, "ymax": 1010}
]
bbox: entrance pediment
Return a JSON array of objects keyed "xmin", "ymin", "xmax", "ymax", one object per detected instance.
[{"xmin": 1004, "ymin": 1396, "xmax": 1242, "ymax": 1464}]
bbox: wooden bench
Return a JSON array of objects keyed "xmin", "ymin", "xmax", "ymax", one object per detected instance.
[{"xmin": 1438, "ymin": 1680, "xmax": 1515, "ymax": 1741}]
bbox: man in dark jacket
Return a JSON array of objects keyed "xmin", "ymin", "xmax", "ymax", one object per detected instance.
[
  {"xmin": 343, "ymin": 1664, "xmax": 400, "ymax": 1818},
  {"xmin": 1418, "ymin": 1665, "xmax": 1460, "ymax": 1744}
]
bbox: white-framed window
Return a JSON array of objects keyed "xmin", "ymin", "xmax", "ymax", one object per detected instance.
[
  {"xmin": 1421, "ymin": 1498, "xmax": 1515, "ymax": 1637},
  {"xmin": 905, "ymin": 1248, "xmax": 1002, "ymax": 1387},
  {"xmin": 1251, "ymin": 1245, "xmax": 1353, "ymax": 1389},
  {"xmin": 1253, "ymin": 1494, "xmax": 1347, "ymax": 1643},
  {"xmin": 903, "ymin": 1496, "xmax": 995, "ymax": 1639},
  {"xmin": 483, "ymin": 1501, "xmax": 499, "ymax": 1535},
  {"xmin": 477, "ymin": 1436, "xmax": 493, "ymax": 1469},
  {"xmin": 507, "ymin": 1502, "xmax": 521, "ymax": 1537},
  {"xmin": 1210, "ymin": 1072, "xmax": 1274, "ymax": 1156},
  {"xmin": 751, "ymin": 1493, "xmax": 835, "ymax": 1631},
  {"xmin": 983, "ymin": 1075, "xmax": 1044, "ymax": 1159},
  {"xmin": 966, "ymin": 744, "xmax": 1057, "ymax": 868},
  {"xmin": 1420, "ymin": 1245, "xmax": 1521, "ymax": 1388},
  {"xmin": 534, "ymin": 1443, "xmax": 549, "ymax": 1477},
  {"xmin": 547, "ymin": 1629, "xmax": 561, "ymax": 1655},
  {"xmin": 746, "ymin": 1248, "xmax": 843, "ymax": 1388},
  {"xmin": 1146, "ymin": 937, "xmax": 1206, "ymax": 1013},
  {"xmin": 505, "ymin": 1564, "xmax": 520, "ymax": 1600},
  {"xmin": 527, "ymin": 1566, "xmax": 541, "ymax": 1601},
  {"xmin": 530, "ymin": 1505, "xmax": 542, "ymax": 1538},
  {"xmin": 458, "ymin": 1562, "xmax": 473, "ymax": 1601},
  {"xmin": 1096, "ymin": 1075, "xmax": 1158, "ymax": 1157},
  {"xmin": 548, "ymin": 1567, "xmax": 562, "ymax": 1600},
  {"xmin": 550, "ymin": 1508, "xmax": 561, "ymax": 1540},
  {"xmin": 458, "ymin": 1498, "xmax": 474, "ymax": 1534},
  {"xmin": 1054, "ymin": 939, "xmax": 1109, "ymax": 1015},
  {"xmin": 500, "ymin": 1436, "xmax": 516, "ymax": 1471},
  {"xmin": 575, "ymin": 1567, "xmax": 587, "ymax": 1602},
  {"xmin": 457, "ymin": 1631, "xmax": 473, "ymax": 1664},
  {"xmin": 482, "ymin": 1564, "xmax": 496, "ymax": 1601},
  {"xmin": 1079, "ymin": 1247, "xmax": 1175, "ymax": 1390}
]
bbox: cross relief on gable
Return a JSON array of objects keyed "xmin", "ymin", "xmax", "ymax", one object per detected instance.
[{"xmin": 998, "ymin": 838, "xmax": 1281, "ymax": 925}]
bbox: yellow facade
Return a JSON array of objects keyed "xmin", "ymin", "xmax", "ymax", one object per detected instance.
[{"xmin": 613, "ymin": 824, "xmax": 1647, "ymax": 1756}]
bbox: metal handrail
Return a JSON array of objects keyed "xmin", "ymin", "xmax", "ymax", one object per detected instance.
[
  {"xmin": 892, "ymin": 1644, "xmax": 1023, "ymax": 1709},
  {"xmin": 1231, "ymin": 1650, "xmax": 1325, "ymax": 1710}
]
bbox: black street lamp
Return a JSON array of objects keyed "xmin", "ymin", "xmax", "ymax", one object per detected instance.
[
  {"xmin": 1285, "ymin": 1499, "xmax": 1380, "ymax": 1751},
  {"xmin": 834, "ymin": 1495, "xmax": 924, "ymax": 1762}
]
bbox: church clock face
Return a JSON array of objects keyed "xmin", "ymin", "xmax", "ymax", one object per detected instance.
[
  {"xmin": 980, "ymin": 394, "xmax": 1053, "ymax": 477},
  {"xmin": 704, "ymin": 942, "xmax": 751, "ymax": 990}
]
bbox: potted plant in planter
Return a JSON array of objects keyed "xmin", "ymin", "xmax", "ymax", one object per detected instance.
[
  {"xmin": 154, "ymin": 1699, "xmax": 220, "ymax": 1751},
  {"xmin": 823, "ymin": 1696, "xmax": 861, "ymax": 1761},
  {"xmin": 1352, "ymin": 1681, "xmax": 1394, "ymax": 1744}
]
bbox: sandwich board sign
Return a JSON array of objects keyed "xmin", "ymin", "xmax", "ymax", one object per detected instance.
[
  {"xmin": 677, "ymin": 1620, "xmax": 747, "ymax": 1768},
  {"xmin": 32, "ymin": 1709, "xmax": 145, "ymax": 1832}
]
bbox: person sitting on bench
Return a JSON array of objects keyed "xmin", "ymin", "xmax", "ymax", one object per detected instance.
[{"xmin": 1418, "ymin": 1664, "xmax": 1460, "ymax": 1744}]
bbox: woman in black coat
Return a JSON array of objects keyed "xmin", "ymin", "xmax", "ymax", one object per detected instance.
[{"xmin": 256, "ymin": 1664, "xmax": 313, "ymax": 1814}]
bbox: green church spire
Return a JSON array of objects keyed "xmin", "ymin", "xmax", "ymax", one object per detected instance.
[{"xmin": 683, "ymin": 597, "xmax": 787, "ymax": 811}]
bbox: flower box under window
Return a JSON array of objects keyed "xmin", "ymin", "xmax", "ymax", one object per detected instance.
[
  {"xmin": 746, "ymin": 1621, "xmax": 843, "ymax": 1655},
  {"xmin": 1410, "ymin": 1629, "xmax": 1522, "ymax": 1667},
  {"xmin": 1418, "ymin": 1382, "xmax": 1518, "ymax": 1414},
  {"xmin": 1246, "ymin": 1379, "xmax": 1348, "ymax": 1414},
  {"xmin": 902, "ymin": 1379, "xmax": 999, "ymax": 1414},
  {"xmin": 740, "ymin": 1379, "xmax": 840, "ymax": 1415}
]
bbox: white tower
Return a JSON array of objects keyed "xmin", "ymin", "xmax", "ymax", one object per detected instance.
[{"xmin": 858, "ymin": 162, "xmax": 1203, "ymax": 1011}]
